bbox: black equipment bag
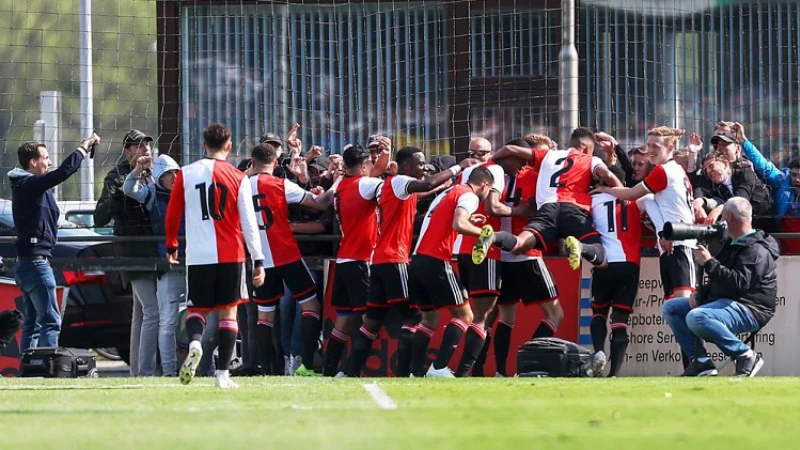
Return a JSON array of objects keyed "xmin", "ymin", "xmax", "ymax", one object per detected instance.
[
  {"xmin": 516, "ymin": 337, "xmax": 592, "ymax": 377},
  {"xmin": 20, "ymin": 347, "xmax": 98, "ymax": 378}
]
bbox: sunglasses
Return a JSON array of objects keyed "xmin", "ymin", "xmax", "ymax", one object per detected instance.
[{"xmin": 469, "ymin": 150, "xmax": 490, "ymax": 156}]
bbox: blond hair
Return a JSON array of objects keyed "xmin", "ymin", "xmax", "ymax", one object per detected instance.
[{"xmin": 647, "ymin": 126, "xmax": 680, "ymax": 148}]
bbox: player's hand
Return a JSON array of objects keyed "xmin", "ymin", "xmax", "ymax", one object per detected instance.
[
  {"xmin": 659, "ymin": 237, "xmax": 674, "ymax": 255},
  {"xmin": 469, "ymin": 214, "xmax": 487, "ymax": 227},
  {"xmin": 692, "ymin": 199, "xmax": 708, "ymax": 223},
  {"xmin": 594, "ymin": 132, "xmax": 618, "ymax": 147},
  {"xmin": 310, "ymin": 186, "xmax": 324, "ymax": 196},
  {"xmin": 252, "ymin": 266, "xmax": 265, "ymax": 288},
  {"xmin": 166, "ymin": 250, "xmax": 179, "ymax": 265},
  {"xmin": 459, "ymin": 157, "xmax": 479, "ymax": 169},
  {"xmin": 688, "ymin": 132, "xmax": 703, "ymax": 153},
  {"xmin": 590, "ymin": 186, "xmax": 610, "ymax": 196},
  {"xmin": 703, "ymin": 208, "xmax": 722, "ymax": 225},
  {"xmin": 693, "ymin": 245, "xmax": 712, "ymax": 266},
  {"xmin": 732, "ymin": 122, "xmax": 747, "ymax": 143},
  {"xmin": 374, "ymin": 136, "xmax": 392, "ymax": 154},
  {"xmin": 689, "ymin": 292, "xmax": 698, "ymax": 309},
  {"xmin": 305, "ymin": 145, "xmax": 324, "ymax": 162},
  {"xmin": 385, "ymin": 161, "xmax": 398, "ymax": 176}
]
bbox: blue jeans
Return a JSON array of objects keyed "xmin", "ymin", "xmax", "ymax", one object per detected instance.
[
  {"xmin": 662, "ymin": 297, "xmax": 760, "ymax": 361},
  {"xmin": 15, "ymin": 260, "xmax": 61, "ymax": 351},
  {"xmin": 279, "ymin": 285, "xmax": 303, "ymax": 357},
  {"xmin": 156, "ymin": 271, "xmax": 183, "ymax": 376}
]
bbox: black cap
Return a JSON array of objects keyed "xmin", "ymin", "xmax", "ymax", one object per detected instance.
[
  {"xmin": 367, "ymin": 135, "xmax": 381, "ymax": 149},
  {"xmin": 343, "ymin": 144, "xmax": 370, "ymax": 168},
  {"xmin": 711, "ymin": 133, "xmax": 737, "ymax": 145},
  {"xmin": 309, "ymin": 155, "xmax": 331, "ymax": 171},
  {"xmin": 423, "ymin": 163, "xmax": 438, "ymax": 173},
  {"xmin": 123, "ymin": 129, "xmax": 153, "ymax": 147},
  {"xmin": 260, "ymin": 132, "xmax": 284, "ymax": 147}
]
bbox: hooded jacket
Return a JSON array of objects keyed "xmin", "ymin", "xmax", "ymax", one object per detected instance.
[
  {"xmin": 8, "ymin": 147, "xmax": 87, "ymax": 258},
  {"xmin": 696, "ymin": 230, "xmax": 779, "ymax": 327},
  {"xmin": 122, "ymin": 154, "xmax": 184, "ymax": 258}
]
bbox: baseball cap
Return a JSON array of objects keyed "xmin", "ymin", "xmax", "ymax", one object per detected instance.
[
  {"xmin": 423, "ymin": 163, "xmax": 438, "ymax": 173},
  {"xmin": 367, "ymin": 135, "xmax": 381, "ymax": 149},
  {"xmin": 123, "ymin": 129, "xmax": 153, "ymax": 147},
  {"xmin": 711, "ymin": 133, "xmax": 737, "ymax": 145},
  {"xmin": 309, "ymin": 155, "xmax": 331, "ymax": 172},
  {"xmin": 259, "ymin": 132, "xmax": 284, "ymax": 147},
  {"xmin": 430, "ymin": 154, "xmax": 457, "ymax": 173}
]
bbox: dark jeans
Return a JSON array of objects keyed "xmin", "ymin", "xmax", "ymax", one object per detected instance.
[{"xmin": 14, "ymin": 260, "xmax": 60, "ymax": 351}]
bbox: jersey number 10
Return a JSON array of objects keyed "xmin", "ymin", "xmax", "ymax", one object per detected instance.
[{"xmin": 195, "ymin": 182, "xmax": 228, "ymax": 221}]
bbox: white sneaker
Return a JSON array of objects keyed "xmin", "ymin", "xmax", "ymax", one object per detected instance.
[
  {"xmin": 425, "ymin": 364, "xmax": 455, "ymax": 378},
  {"xmin": 592, "ymin": 351, "xmax": 607, "ymax": 377},
  {"xmin": 215, "ymin": 375, "xmax": 239, "ymax": 389},
  {"xmin": 284, "ymin": 356, "xmax": 292, "ymax": 376},
  {"xmin": 495, "ymin": 372, "xmax": 505, "ymax": 378},
  {"xmin": 179, "ymin": 341, "xmax": 203, "ymax": 385},
  {"xmin": 335, "ymin": 371, "xmax": 348, "ymax": 378}
]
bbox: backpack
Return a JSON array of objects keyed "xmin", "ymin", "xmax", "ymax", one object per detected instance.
[{"xmin": 516, "ymin": 337, "xmax": 593, "ymax": 377}]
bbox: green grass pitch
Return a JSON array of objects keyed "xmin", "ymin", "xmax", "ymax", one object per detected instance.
[{"xmin": 1, "ymin": 377, "xmax": 797, "ymax": 449}]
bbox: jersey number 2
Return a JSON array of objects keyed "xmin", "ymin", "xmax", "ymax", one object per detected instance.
[
  {"xmin": 195, "ymin": 182, "xmax": 228, "ymax": 221},
  {"xmin": 549, "ymin": 157, "xmax": 574, "ymax": 188}
]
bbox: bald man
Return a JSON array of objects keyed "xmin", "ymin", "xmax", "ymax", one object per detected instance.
[{"xmin": 469, "ymin": 138, "xmax": 493, "ymax": 162}]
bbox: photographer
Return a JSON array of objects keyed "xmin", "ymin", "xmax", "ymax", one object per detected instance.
[{"xmin": 662, "ymin": 197, "xmax": 778, "ymax": 377}]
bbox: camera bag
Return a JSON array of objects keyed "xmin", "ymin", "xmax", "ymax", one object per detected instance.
[
  {"xmin": 516, "ymin": 337, "xmax": 593, "ymax": 377},
  {"xmin": 20, "ymin": 347, "xmax": 97, "ymax": 378}
]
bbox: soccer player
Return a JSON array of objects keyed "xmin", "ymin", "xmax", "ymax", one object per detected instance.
[
  {"xmin": 408, "ymin": 166, "xmax": 496, "ymax": 378},
  {"xmin": 473, "ymin": 128, "xmax": 622, "ymax": 273},
  {"xmin": 482, "ymin": 135, "xmax": 563, "ymax": 377},
  {"xmin": 588, "ymin": 165, "xmax": 645, "ymax": 377},
  {"xmin": 166, "ymin": 123, "xmax": 265, "ymax": 389},
  {"xmin": 324, "ymin": 141, "xmax": 389, "ymax": 376},
  {"xmin": 452, "ymin": 142, "xmax": 528, "ymax": 377},
  {"xmin": 248, "ymin": 142, "xmax": 335, "ymax": 377},
  {"xmin": 346, "ymin": 147, "xmax": 476, "ymax": 377},
  {"xmin": 592, "ymin": 126, "xmax": 697, "ymax": 300}
]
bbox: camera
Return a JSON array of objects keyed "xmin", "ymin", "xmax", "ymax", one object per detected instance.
[{"xmin": 662, "ymin": 221, "xmax": 727, "ymax": 243}]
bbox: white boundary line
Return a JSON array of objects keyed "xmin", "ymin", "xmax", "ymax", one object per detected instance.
[{"xmin": 362, "ymin": 382, "xmax": 397, "ymax": 410}]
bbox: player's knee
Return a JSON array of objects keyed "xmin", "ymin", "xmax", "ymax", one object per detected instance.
[
  {"xmin": 217, "ymin": 305, "xmax": 238, "ymax": 321},
  {"xmin": 541, "ymin": 300, "xmax": 563, "ymax": 326},
  {"xmin": 610, "ymin": 309, "xmax": 630, "ymax": 326},
  {"xmin": 452, "ymin": 305, "xmax": 473, "ymax": 324},
  {"xmin": 498, "ymin": 304, "xmax": 517, "ymax": 325},
  {"xmin": 365, "ymin": 306, "xmax": 389, "ymax": 323},
  {"xmin": 299, "ymin": 296, "xmax": 320, "ymax": 312},
  {"xmin": 257, "ymin": 305, "xmax": 277, "ymax": 322},
  {"xmin": 421, "ymin": 310, "xmax": 440, "ymax": 329}
]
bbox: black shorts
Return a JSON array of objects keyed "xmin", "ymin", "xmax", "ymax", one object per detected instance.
[
  {"xmin": 659, "ymin": 246, "xmax": 697, "ymax": 298},
  {"xmin": 591, "ymin": 262, "xmax": 640, "ymax": 312},
  {"xmin": 186, "ymin": 262, "xmax": 248, "ymax": 312},
  {"xmin": 330, "ymin": 261, "xmax": 370, "ymax": 312},
  {"xmin": 523, "ymin": 202, "xmax": 600, "ymax": 253},
  {"xmin": 252, "ymin": 259, "xmax": 317, "ymax": 307},
  {"xmin": 408, "ymin": 254, "xmax": 466, "ymax": 311},
  {"xmin": 498, "ymin": 259, "xmax": 559, "ymax": 306},
  {"xmin": 456, "ymin": 254, "xmax": 501, "ymax": 298},
  {"xmin": 367, "ymin": 263, "xmax": 409, "ymax": 307}
]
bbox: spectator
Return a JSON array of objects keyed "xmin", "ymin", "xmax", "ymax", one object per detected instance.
[
  {"xmin": 691, "ymin": 152, "xmax": 772, "ymax": 228},
  {"xmin": 366, "ymin": 135, "xmax": 392, "ymax": 177},
  {"xmin": 734, "ymin": 123, "xmax": 800, "ymax": 252},
  {"xmin": 94, "ymin": 129, "xmax": 160, "ymax": 376},
  {"xmin": 10, "ymin": 133, "xmax": 99, "ymax": 351},
  {"xmin": 122, "ymin": 154, "xmax": 184, "ymax": 376},
  {"xmin": 308, "ymin": 155, "xmax": 333, "ymax": 190}
]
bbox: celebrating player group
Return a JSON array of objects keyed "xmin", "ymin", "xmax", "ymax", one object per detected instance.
[{"xmin": 167, "ymin": 122, "xmax": 698, "ymax": 386}]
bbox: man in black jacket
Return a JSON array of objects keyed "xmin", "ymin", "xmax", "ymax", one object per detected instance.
[
  {"xmin": 10, "ymin": 133, "xmax": 99, "ymax": 351},
  {"xmin": 94, "ymin": 129, "xmax": 159, "ymax": 376},
  {"xmin": 662, "ymin": 197, "xmax": 778, "ymax": 377}
]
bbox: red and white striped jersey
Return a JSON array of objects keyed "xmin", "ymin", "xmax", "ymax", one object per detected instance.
[
  {"xmin": 452, "ymin": 161, "xmax": 506, "ymax": 259},
  {"xmin": 414, "ymin": 185, "xmax": 480, "ymax": 262},
  {"xmin": 500, "ymin": 167, "xmax": 542, "ymax": 262},
  {"xmin": 250, "ymin": 173, "xmax": 310, "ymax": 268},
  {"xmin": 642, "ymin": 159, "xmax": 696, "ymax": 247},
  {"xmin": 591, "ymin": 192, "xmax": 642, "ymax": 265},
  {"xmin": 165, "ymin": 157, "xmax": 264, "ymax": 266},
  {"xmin": 333, "ymin": 175, "xmax": 383, "ymax": 262},
  {"xmin": 373, "ymin": 175, "xmax": 418, "ymax": 265},
  {"xmin": 531, "ymin": 148, "xmax": 605, "ymax": 211}
]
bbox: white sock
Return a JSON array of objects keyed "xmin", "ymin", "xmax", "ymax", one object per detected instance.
[
  {"xmin": 215, "ymin": 370, "xmax": 230, "ymax": 378},
  {"xmin": 189, "ymin": 340, "xmax": 202, "ymax": 352}
]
